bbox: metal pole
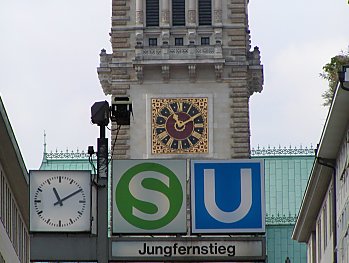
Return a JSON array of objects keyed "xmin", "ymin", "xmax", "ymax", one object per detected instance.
[{"xmin": 97, "ymin": 125, "xmax": 109, "ymax": 262}]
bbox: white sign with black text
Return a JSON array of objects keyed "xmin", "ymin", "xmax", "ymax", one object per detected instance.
[{"xmin": 111, "ymin": 238, "xmax": 265, "ymax": 261}]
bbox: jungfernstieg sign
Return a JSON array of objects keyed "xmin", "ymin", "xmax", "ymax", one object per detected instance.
[{"xmin": 111, "ymin": 237, "xmax": 266, "ymax": 261}]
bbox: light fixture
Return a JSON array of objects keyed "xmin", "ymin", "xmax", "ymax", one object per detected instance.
[
  {"xmin": 91, "ymin": 101, "xmax": 110, "ymax": 126},
  {"xmin": 338, "ymin": 65, "xmax": 349, "ymax": 91},
  {"xmin": 110, "ymin": 97, "xmax": 132, "ymax": 125}
]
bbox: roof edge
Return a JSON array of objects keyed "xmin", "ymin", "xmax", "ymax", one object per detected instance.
[
  {"xmin": 0, "ymin": 96, "xmax": 29, "ymax": 182},
  {"xmin": 292, "ymin": 162, "xmax": 332, "ymax": 242}
]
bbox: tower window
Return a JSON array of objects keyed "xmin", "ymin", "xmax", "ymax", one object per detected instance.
[
  {"xmin": 172, "ymin": 0, "xmax": 185, "ymax": 26},
  {"xmin": 146, "ymin": 0, "xmax": 159, "ymax": 26},
  {"xmin": 149, "ymin": 38, "xmax": 158, "ymax": 46},
  {"xmin": 201, "ymin": 37, "xmax": 210, "ymax": 45},
  {"xmin": 198, "ymin": 0, "xmax": 212, "ymax": 25},
  {"xmin": 175, "ymin": 38, "xmax": 184, "ymax": 46}
]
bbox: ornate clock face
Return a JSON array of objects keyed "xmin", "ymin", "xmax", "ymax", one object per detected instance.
[
  {"xmin": 30, "ymin": 171, "xmax": 91, "ymax": 232},
  {"xmin": 151, "ymin": 97, "xmax": 208, "ymax": 154}
]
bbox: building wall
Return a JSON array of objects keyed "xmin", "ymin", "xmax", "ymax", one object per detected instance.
[
  {"xmin": 0, "ymin": 160, "xmax": 29, "ymax": 263},
  {"xmin": 0, "ymin": 97, "xmax": 30, "ymax": 263},
  {"xmin": 336, "ymin": 124, "xmax": 349, "ymax": 263},
  {"xmin": 292, "ymin": 85, "xmax": 349, "ymax": 263},
  {"xmin": 314, "ymin": 183, "xmax": 334, "ymax": 263}
]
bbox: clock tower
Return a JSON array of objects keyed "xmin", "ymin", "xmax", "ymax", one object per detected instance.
[{"xmin": 98, "ymin": 0, "xmax": 263, "ymax": 159}]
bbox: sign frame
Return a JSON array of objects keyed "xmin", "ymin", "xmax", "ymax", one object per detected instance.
[
  {"xmin": 191, "ymin": 159, "xmax": 265, "ymax": 234},
  {"xmin": 110, "ymin": 236, "xmax": 266, "ymax": 262},
  {"xmin": 112, "ymin": 159, "xmax": 187, "ymax": 234}
]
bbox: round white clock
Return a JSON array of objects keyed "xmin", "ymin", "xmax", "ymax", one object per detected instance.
[{"xmin": 30, "ymin": 170, "xmax": 91, "ymax": 232}]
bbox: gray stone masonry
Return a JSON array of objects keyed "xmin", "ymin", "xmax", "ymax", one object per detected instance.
[{"xmin": 98, "ymin": 0, "xmax": 263, "ymax": 159}]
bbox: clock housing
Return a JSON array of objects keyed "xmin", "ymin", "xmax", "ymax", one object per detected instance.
[{"xmin": 30, "ymin": 170, "xmax": 91, "ymax": 232}]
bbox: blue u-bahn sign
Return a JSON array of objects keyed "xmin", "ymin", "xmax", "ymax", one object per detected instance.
[{"xmin": 191, "ymin": 160, "xmax": 265, "ymax": 233}]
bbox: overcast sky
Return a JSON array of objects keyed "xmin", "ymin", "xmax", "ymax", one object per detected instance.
[{"xmin": 1, "ymin": 0, "xmax": 348, "ymax": 170}]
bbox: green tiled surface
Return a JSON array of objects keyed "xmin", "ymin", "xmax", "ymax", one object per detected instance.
[
  {"xmin": 257, "ymin": 155, "xmax": 313, "ymax": 263},
  {"xmin": 40, "ymin": 157, "xmax": 96, "ymax": 171},
  {"xmin": 266, "ymin": 225, "xmax": 307, "ymax": 263},
  {"xmin": 254, "ymin": 156, "xmax": 314, "ymax": 220}
]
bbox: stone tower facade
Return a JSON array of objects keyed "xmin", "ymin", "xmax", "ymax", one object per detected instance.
[{"xmin": 98, "ymin": 0, "xmax": 263, "ymax": 160}]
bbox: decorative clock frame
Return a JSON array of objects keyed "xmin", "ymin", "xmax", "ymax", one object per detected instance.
[{"xmin": 149, "ymin": 95, "xmax": 211, "ymax": 155}]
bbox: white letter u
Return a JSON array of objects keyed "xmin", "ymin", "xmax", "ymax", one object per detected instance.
[{"xmin": 203, "ymin": 168, "xmax": 252, "ymax": 223}]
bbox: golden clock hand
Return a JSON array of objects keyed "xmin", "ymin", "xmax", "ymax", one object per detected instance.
[
  {"xmin": 173, "ymin": 113, "xmax": 179, "ymax": 122},
  {"xmin": 173, "ymin": 113, "xmax": 184, "ymax": 127},
  {"xmin": 181, "ymin": 112, "xmax": 201, "ymax": 126}
]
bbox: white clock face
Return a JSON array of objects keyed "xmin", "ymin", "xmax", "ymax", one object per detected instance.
[{"xmin": 30, "ymin": 171, "xmax": 91, "ymax": 232}]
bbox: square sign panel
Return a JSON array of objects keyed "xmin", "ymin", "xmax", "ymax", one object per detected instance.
[
  {"xmin": 112, "ymin": 160, "xmax": 187, "ymax": 234},
  {"xmin": 191, "ymin": 160, "xmax": 265, "ymax": 233}
]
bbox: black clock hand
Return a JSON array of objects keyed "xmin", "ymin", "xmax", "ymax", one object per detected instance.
[
  {"xmin": 52, "ymin": 187, "xmax": 63, "ymax": 206},
  {"xmin": 54, "ymin": 189, "xmax": 83, "ymax": 206}
]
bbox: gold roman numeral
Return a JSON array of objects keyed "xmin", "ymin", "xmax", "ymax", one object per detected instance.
[
  {"xmin": 167, "ymin": 106, "xmax": 174, "ymax": 114},
  {"xmin": 166, "ymin": 137, "xmax": 174, "ymax": 147},
  {"xmin": 157, "ymin": 114, "xmax": 168, "ymax": 120},
  {"xmin": 178, "ymin": 140, "xmax": 182, "ymax": 150},
  {"xmin": 177, "ymin": 101, "xmax": 183, "ymax": 112},
  {"xmin": 158, "ymin": 131, "xmax": 168, "ymax": 140},
  {"xmin": 191, "ymin": 131, "xmax": 202, "ymax": 139},
  {"xmin": 194, "ymin": 123, "xmax": 204, "ymax": 128}
]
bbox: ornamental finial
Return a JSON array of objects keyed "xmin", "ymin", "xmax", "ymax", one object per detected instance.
[{"xmin": 43, "ymin": 130, "xmax": 47, "ymax": 154}]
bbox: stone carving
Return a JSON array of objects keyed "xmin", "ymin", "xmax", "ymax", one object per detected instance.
[
  {"xmin": 214, "ymin": 10, "xmax": 222, "ymax": 24},
  {"xmin": 161, "ymin": 65, "xmax": 170, "ymax": 83},
  {"xmin": 161, "ymin": 30, "xmax": 170, "ymax": 45},
  {"xmin": 188, "ymin": 10, "xmax": 196, "ymax": 24},
  {"xmin": 188, "ymin": 64, "xmax": 196, "ymax": 82},
  {"xmin": 135, "ymin": 31, "xmax": 144, "ymax": 47},
  {"xmin": 187, "ymin": 29, "xmax": 196, "ymax": 45},
  {"xmin": 215, "ymin": 64, "xmax": 223, "ymax": 81},
  {"xmin": 135, "ymin": 65, "xmax": 143, "ymax": 84},
  {"xmin": 136, "ymin": 10, "xmax": 143, "ymax": 25},
  {"xmin": 247, "ymin": 46, "xmax": 264, "ymax": 95},
  {"xmin": 161, "ymin": 10, "xmax": 170, "ymax": 24},
  {"xmin": 214, "ymin": 29, "xmax": 223, "ymax": 45}
]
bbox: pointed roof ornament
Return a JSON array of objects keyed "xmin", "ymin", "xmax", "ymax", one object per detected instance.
[
  {"xmin": 43, "ymin": 130, "xmax": 47, "ymax": 155},
  {"xmin": 40, "ymin": 130, "xmax": 48, "ymax": 167}
]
